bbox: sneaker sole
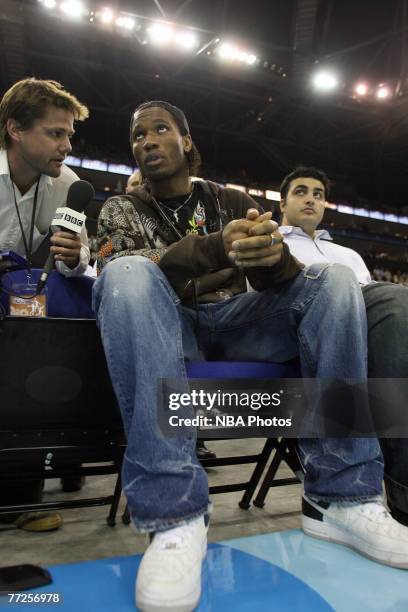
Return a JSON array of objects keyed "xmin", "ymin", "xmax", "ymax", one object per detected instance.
[
  {"xmin": 302, "ymin": 515, "xmax": 408, "ymax": 569},
  {"xmin": 136, "ymin": 538, "xmax": 207, "ymax": 612},
  {"xmin": 136, "ymin": 585, "xmax": 201, "ymax": 612}
]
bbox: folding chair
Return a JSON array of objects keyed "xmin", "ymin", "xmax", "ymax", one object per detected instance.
[
  {"xmin": 120, "ymin": 358, "xmax": 302, "ymax": 525},
  {"xmin": 253, "ymin": 438, "xmax": 304, "ymax": 508},
  {"xmin": 187, "ymin": 360, "xmax": 301, "ymax": 509}
]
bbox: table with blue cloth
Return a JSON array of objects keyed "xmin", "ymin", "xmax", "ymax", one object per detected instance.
[
  {"xmin": 0, "ymin": 269, "xmax": 95, "ymax": 319},
  {"xmin": 0, "ymin": 269, "xmax": 96, "ymax": 522}
]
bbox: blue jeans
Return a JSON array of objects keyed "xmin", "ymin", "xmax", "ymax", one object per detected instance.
[{"xmin": 93, "ymin": 257, "xmax": 384, "ymax": 532}]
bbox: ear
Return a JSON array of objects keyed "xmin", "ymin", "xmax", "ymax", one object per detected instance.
[
  {"xmin": 279, "ymin": 198, "xmax": 286, "ymax": 214},
  {"xmin": 6, "ymin": 118, "xmax": 23, "ymax": 144},
  {"xmin": 182, "ymin": 133, "xmax": 192, "ymax": 153}
]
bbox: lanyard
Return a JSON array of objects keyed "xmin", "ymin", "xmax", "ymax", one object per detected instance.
[{"xmin": 11, "ymin": 178, "xmax": 40, "ymax": 273}]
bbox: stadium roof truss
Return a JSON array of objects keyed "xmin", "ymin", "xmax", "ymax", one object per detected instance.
[{"xmin": 2, "ymin": 0, "xmax": 408, "ymax": 205}]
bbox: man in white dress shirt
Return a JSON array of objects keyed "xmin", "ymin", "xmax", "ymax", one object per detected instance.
[
  {"xmin": 279, "ymin": 166, "xmax": 408, "ymax": 528},
  {"xmin": 0, "ymin": 78, "xmax": 90, "ymax": 532},
  {"xmin": 0, "ymin": 77, "xmax": 90, "ymax": 273}
]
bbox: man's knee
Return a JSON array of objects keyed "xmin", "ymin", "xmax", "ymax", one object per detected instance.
[
  {"xmin": 93, "ymin": 256, "xmax": 179, "ymax": 318},
  {"xmin": 304, "ymin": 262, "xmax": 359, "ymax": 292},
  {"xmin": 364, "ymin": 282, "xmax": 408, "ymax": 335},
  {"xmin": 93, "ymin": 256, "xmax": 167, "ymax": 312},
  {"xmin": 328, "ymin": 263, "xmax": 359, "ymax": 284},
  {"xmin": 97, "ymin": 256, "xmax": 165, "ymax": 294},
  {"xmin": 102, "ymin": 255, "xmax": 157, "ymax": 282},
  {"xmin": 384, "ymin": 286, "xmax": 408, "ymax": 323},
  {"xmin": 366, "ymin": 282, "xmax": 407, "ymax": 313}
]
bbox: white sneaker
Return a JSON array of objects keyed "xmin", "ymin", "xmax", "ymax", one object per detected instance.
[
  {"xmin": 136, "ymin": 516, "xmax": 207, "ymax": 612},
  {"xmin": 302, "ymin": 496, "xmax": 408, "ymax": 569}
]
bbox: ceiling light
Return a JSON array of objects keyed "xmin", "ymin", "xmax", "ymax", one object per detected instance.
[
  {"xmin": 175, "ymin": 31, "xmax": 198, "ymax": 50},
  {"xmin": 312, "ymin": 70, "xmax": 339, "ymax": 91},
  {"xmin": 376, "ymin": 86, "xmax": 390, "ymax": 99},
  {"xmin": 218, "ymin": 43, "xmax": 257, "ymax": 65},
  {"xmin": 116, "ymin": 15, "xmax": 135, "ymax": 30},
  {"xmin": 355, "ymin": 83, "xmax": 368, "ymax": 96},
  {"xmin": 147, "ymin": 23, "xmax": 174, "ymax": 45},
  {"xmin": 99, "ymin": 8, "xmax": 114, "ymax": 24},
  {"xmin": 60, "ymin": 1, "xmax": 85, "ymax": 18},
  {"xmin": 245, "ymin": 54, "xmax": 257, "ymax": 65},
  {"xmin": 218, "ymin": 43, "xmax": 239, "ymax": 61}
]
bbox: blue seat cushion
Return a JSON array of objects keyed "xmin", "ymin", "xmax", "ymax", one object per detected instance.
[{"xmin": 185, "ymin": 360, "xmax": 301, "ymax": 378}]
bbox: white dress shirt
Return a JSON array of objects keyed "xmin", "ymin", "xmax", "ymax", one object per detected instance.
[
  {"xmin": 280, "ymin": 225, "xmax": 372, "ymax": 285},
  {"xmin": 0, "ymin": 149, "xmax": 90, "ymax": 276}
]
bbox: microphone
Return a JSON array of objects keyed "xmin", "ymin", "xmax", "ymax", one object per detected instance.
[{"xmin": 36, "ymin": 180, "xmax": 95, "ymax": 293}]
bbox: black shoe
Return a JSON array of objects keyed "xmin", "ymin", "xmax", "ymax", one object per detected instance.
[
  {"xmin": 61, "ymin": 476, "xmax": 85, "ymax": 493},
  {"xmin": 196, "ymin": 440, "xmax": 216, "ymax": 461},
  {"xmin": 388, "ymin": 503, "xmax": 408, "ymax": 527}
]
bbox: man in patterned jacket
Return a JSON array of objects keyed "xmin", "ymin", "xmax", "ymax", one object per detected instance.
[{"xmin": 94, "ymin": 101, "xmax": 408, "ymax": 612}]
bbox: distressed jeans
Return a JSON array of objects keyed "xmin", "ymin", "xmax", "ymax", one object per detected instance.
[{"xmin": 93, "ymin": 256, "xmax": 383, "ymax": 532}]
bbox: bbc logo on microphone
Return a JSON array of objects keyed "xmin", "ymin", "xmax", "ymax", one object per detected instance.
[{"xmin": 51, "ymin": 207, "xmax": 86, "ymax": 234}]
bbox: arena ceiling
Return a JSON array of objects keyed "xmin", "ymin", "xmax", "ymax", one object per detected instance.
[{"xmin": 2, "ymin": 0, "xmax": 408, "ymax": 209}]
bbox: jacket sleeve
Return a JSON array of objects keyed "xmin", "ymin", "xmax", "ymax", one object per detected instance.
[
  {"xmin": 97, "ymin": 196, "xmax": 168, "ymax": 273},
  {"xmin": 158, "ymin": 230, "xmax": 230, "ymax": 286},
  {"xmin": 245, "ymin": 243, "xmax": 303, "ymax": 290}
]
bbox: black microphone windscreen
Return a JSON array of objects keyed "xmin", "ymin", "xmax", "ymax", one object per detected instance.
[{"xmin": 66, "ymin": 180, "xmax": 95, "ymax": 213}]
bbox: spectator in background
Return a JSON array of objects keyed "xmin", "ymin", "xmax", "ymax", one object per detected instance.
[
  {"xmin": 125, "ymin": 169, "xmax": 142, "ymax": 194},
  {"xmin": 87, "ymin": 234, "xmax": 98, "ymax": 271},
  {"xmin": 278, "ymin": 165, "xmax": 408, "ymax": 528},
  {"xmin": 371, "ymin": 267, "xmax": 408, "ymax": 286}
]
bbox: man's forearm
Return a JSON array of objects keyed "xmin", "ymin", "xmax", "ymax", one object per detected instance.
[{"xmin": 159, "ymin": 231, "xmax": 230, "ymax": 288}]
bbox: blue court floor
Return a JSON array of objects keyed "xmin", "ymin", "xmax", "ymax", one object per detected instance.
[{"xmin": 1, "ymin": 529, "xmax": 407, "ymax": 611}]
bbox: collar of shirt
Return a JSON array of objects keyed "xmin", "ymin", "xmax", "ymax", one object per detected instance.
[
  {"xmin": 279, "ymin": 225, "xmax": 333, "ymax": 241},
  {"xmin": 0, "ymin": 149, "xmax": 53, "ymax": 197},
  {"xmin": 0, "ymin": 149, "xmax": 9, "ymax": 177}
]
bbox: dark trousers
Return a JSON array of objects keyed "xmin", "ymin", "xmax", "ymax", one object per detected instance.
[
  {"xmin": 363, "ymin": 282, "xmax": 408, "ymax": 517},
  {"xmin": 0, "ymin": 479, "xmax": 43, "ymax": 522}
]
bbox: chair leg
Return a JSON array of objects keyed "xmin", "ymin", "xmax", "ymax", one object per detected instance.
[
  {"xmin": 253, "ymin": 446, "xmax": 284, "ymax": 508},
  {"xmin": 253, "ymin": 439, "xmax": 303, "ymax": 508},
  {"xmin": 122, "ymin": 503, "xmax": 131, "ymax": 525},
  {"xmin": 281, "ymin": 439, "xmax": 304, "ymax": 480},
  {"xmin": 106, "ymin": 473, "xmax": 122, "ymax": 527},
  {"xmin": 238, "ymin": 439, "xmax": 275, "ymax": 509}
]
